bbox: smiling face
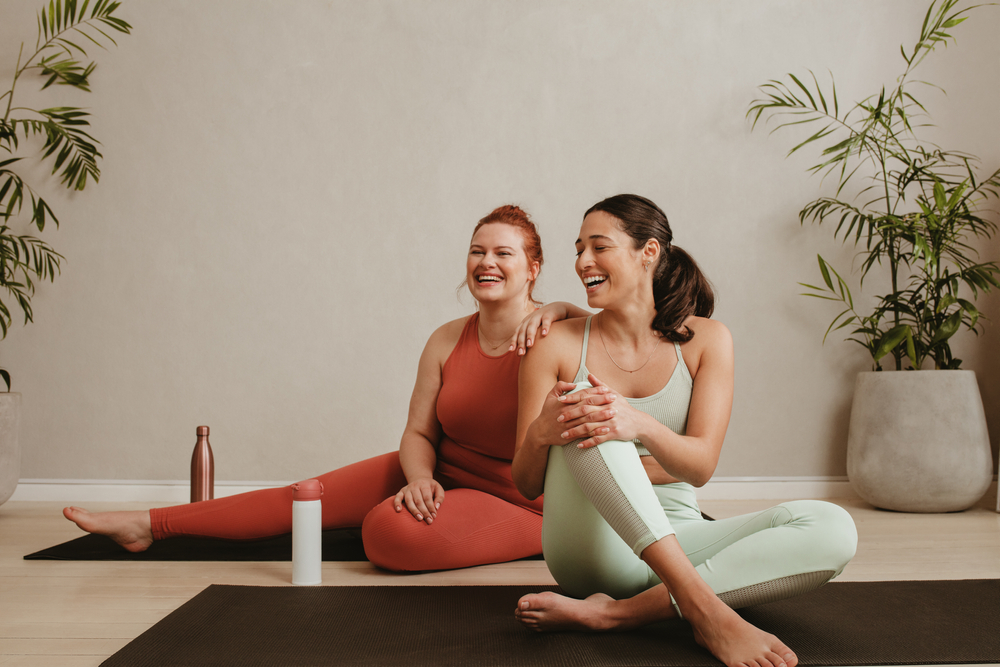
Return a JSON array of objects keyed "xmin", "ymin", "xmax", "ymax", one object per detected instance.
[
  {"xmin": 466, "ymin": 222, "xmax": 539, "ymax": 307},
  {"xmin": 575, "ymin": 211, "xmax": 657, "ymax": 309}
]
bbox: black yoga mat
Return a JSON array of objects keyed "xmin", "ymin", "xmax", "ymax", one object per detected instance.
[
  {"xmin": 24, "ymin": 528, "xmax": 545, "ymax": 562},
  {"xmin": 27, "ymin": 515, "xmax": 712, "ymax": 561},
  {"xmin": 101, "ymin": 579, "xmax": 1000, "ymax": 667},
  {"xmin": 25, "ymin": 528, "xmax": 369, "ymax": 561}
]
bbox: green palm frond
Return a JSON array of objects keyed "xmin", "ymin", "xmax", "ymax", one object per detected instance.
[
  {"xmin": 749, "ymin": 0, "xmax": 999, "ymax": 370},
  {"xmin": 0, "ymin": 0, "xmax": 130, "ymax": 387}
]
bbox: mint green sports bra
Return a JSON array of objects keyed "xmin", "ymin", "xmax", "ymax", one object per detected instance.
[{"xmin": 572, "ymin": 316, "xmax": 693, "ymax": 455}]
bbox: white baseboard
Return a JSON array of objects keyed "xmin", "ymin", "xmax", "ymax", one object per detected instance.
[
  {"xmin": 10, "ymin": 476, "xmax": 862, "ymax": 503},
  {"xmin": 699, "ymin": 477, "xmax": 858, "ymax": 500},
  {"xmin": 10, "ymin": 479, "xmax": 295, "ymax": 503}
]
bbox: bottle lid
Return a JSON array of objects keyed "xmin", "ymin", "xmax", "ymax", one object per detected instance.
[
  {"xmin": 292, "ymin": 479, "xmax": 323, "ymax": 501},
  {"xmin": 196, "ymin": 426, "xmax": 209, "ymax": 436}
]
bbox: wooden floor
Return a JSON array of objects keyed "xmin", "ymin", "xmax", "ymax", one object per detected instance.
[{"xmin": 2, "ymin": 496, "xmax": 998, "ymax": 666}]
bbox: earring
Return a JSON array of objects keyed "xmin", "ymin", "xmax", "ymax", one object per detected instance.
[{"xmin": 644, "ymin": 261, "xmax": 650, "ymax": 272}]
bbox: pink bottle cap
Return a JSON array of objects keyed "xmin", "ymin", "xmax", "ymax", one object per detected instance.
[{"xmin": 292, "ymin": 479, "xmax": 323, "ymax": 501}]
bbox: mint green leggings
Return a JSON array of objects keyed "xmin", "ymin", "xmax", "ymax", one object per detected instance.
[{"xmin": 541, "ymin": 391, "xmax": 858, "ymax": 606}]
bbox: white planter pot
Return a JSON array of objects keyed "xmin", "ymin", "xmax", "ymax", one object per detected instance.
[
  {"xmin": 847, "ymin": 370, "xmax": 993, "ymax": 513},
  {"xmin": 0, "ymin": 393, "xmax": 21, "ymax": 507}
]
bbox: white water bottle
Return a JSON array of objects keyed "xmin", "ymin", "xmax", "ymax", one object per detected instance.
[{"xmin": 291, "ymin": 479, "xmax": 323, "ymax": 585}]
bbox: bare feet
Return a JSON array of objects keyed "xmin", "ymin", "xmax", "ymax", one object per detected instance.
[
  {"xmin": 516, "ymin": 591, "xmax": 637, "ymax": 632},
  {"xmin": 62, "ymin": 506, "xmax": 154, "ymax": 553},
  {"xmin": 515, "ymin": 589, "xmax": 797, "ymax": 667},
  {"xmin": 688, "ymin": 600, "xmax": 798, "ymax": 667}
]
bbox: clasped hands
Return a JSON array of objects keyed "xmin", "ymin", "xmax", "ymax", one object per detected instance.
[{"xmin": 538, "ymin": 373, "xmax": 646, "ymax": 449}]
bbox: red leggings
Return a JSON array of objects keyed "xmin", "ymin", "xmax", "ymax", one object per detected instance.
[{"xmin": 149, "ymin": 452, "xmax": 542, "ymax": 572}]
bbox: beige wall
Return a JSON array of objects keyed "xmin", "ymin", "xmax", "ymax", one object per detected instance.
[{"xmin": 2, "ymin": 0, "xmax": 998, "ymax": 483}]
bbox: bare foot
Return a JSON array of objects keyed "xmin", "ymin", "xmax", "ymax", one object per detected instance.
[
  {"xmin": 515, "ymin": 591, "xmax": 628, "ymax": 632},
  {"xmin": 62, "ymin": 506, "xmax": 154, "ymax": 553},
  {"xmin": 689, "ymin": 600, "xmax": 798, "ymax": 667}
]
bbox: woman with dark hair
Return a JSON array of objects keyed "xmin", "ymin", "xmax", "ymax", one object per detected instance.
[
  {"xmin": 64, "ymin": 204, "xmax": 588, "ymax": 573},
  {"xmin": 511, "ymin": 195, "xmax": 856, "ymax": 667}
]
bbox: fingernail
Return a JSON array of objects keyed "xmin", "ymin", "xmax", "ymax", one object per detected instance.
[
  {"xmin": 557, "ymin": 415, "xmax": 564, "ymax": 422},
  {"xmin": 436, "ymin": 502, "xmax": 441, "ymax": 509},
  {"xmin": 610, "ymin": 409, "xmax": 616, "ymax": 415},
  {"xmin": 609, "ymin": 394, "xmax": 617, "ymax": 400},
  {"xmin": 518, "ymin": 348, "xmax": 524, "ymax": 355},
  {"xmin": 416, "ymin": 514, "xmax": 423, "ymax": 520},
  {"xmin": 600, "ymin": 428, "xmax": 609, "ymax": 434},
  {"xmin": 542, "ymin": 329, "xmax": 547, "ymax": 335},
  {"xmin": 557, "ymin": 395, "xmax": 566, "ymax": 401},
  {"xmin": 561, "ymin": 432, "xmax": 569, "ymax": 438},
  {"xmin": 527, "ymin": 339, "xmax": 532, "ymax": 346},
  {"xmin": 509, "ymin": 344, "xmax": 514, "ymax": 351},
  {"xmin": 395, "ymin": 505, "xmax": 401, "ymax": 512}
]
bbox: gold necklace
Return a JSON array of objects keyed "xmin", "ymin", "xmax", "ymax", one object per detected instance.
[
  {"xmin": 478, "ymin": 324, "xmax": 513, "ymax": 350},
  {"xmin": 597, "ymin": 313, "xmax": 661, "ymax": 373}
]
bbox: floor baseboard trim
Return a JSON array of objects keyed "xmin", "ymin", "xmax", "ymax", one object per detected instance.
[
  {"xmin": 10, "ymin": 479, "xmax": 294, "ymax": 503},
  {"xmin": 700, "ymin": 476, "xmax": 858, "ymax": 500},
  {"xmin": 10, "ymin": 476, "xmax": 866, "ymax": 502}
]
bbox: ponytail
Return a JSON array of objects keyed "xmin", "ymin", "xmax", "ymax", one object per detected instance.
[
  {"xmin": 651, "ymin": 245, "xmax": 714, "ymax": 342},
  {"xmin": 584, "ymin": 194, "xmax": 714, "ymax": 342}
]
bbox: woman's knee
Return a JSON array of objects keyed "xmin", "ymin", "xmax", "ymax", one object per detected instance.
[
  {"xmin": 544, "ymin": 539, "xmax": 654, "ymax": 600},
  {"xmin": 782, "ymin": 499, "xmax": 859, "ymax": 569},
  {"xmin": 361, "ymin": 497, "xmax": 425, "ymax": 571},
  {"xmin": 362, "ymin": 493, "xmax": 542, "ymax": 572},
  {"xmin": 362, "ymin": 497, "xmax": 468, "ymax": 572}
]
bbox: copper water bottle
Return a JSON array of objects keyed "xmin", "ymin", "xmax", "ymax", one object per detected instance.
[{"xmin": 190, "ymin": 425, "xmax": 214, "ymax": 503}]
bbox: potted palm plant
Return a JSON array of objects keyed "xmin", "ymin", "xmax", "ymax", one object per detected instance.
[
  {"xmin": 0, "ymin": 0, "xmax": 131, "ymax": 506},
  {"xmin": 748, "ymin": 0, "xmax": 998, "ymax": 512}
]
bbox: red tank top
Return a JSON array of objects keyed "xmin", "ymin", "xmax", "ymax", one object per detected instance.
[{"xmin": 434, "ymin": 313, "xmax": 543, "ymax": 514}]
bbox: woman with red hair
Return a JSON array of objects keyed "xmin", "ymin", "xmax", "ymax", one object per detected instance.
[{"xmin": 64, "ymin": 204, "xmax": 586, "ymax": 572}]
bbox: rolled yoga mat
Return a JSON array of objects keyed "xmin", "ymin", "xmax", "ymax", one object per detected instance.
[{"xmin": 100, "ymin": 580, "xmax": 1000, "ymax": 667}]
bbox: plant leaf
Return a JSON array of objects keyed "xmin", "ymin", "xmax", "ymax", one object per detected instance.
[
  {"xmin": 929, "ymin": 311, "xmax": 962, "ymax": 346},
  {"xmin": 873, "ymin": 324, "xmax": 911, "ymax": 362}
]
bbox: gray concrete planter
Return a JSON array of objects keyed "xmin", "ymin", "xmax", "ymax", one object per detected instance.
[
  {"xmin": 847, "ymin": 370, "xmax": 992, "ymax": 512},
  {"xmin": 0, "ymin": 393, "xmax": 21, "ymax": 507}
]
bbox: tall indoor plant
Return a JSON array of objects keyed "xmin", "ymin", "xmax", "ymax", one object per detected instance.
[
  {"xmin": 0, "ymin": 0, "xmax": 131, "ymax": 506},
  {"xmin": 748, "ymin": 0, "xmax": 997, "ymax": 511}
]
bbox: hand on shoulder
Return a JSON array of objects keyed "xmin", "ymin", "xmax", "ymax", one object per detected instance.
[
  {"xmin": 530, "ymin": 316, "xmax": 585, "ymax": 347},
  {"xmin": 519, "ymin": 317, "xmax": 589, "ymax": 386},
  {"xmin": 523, "ymin": 317, "xmax": 586, "ymax": 360},
  {"xmin": 514, "ymin": 302, "xmax": 591, "ymax": 356}
]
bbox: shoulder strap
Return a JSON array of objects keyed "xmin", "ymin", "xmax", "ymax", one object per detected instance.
[
  {"xmin": 674, "ymin": 341, "xmax": 692, "ymax": 382},
  {"xmin": 570, "ymin": 316, "xmax": 594, "ymax": 384},
  {"xmin": 581, "ymin": 316, "xmax": 593, "ymax": 369},
  {"xmin": 457, "ymin": 312, "xmax": 480, "ymax": 351}
]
